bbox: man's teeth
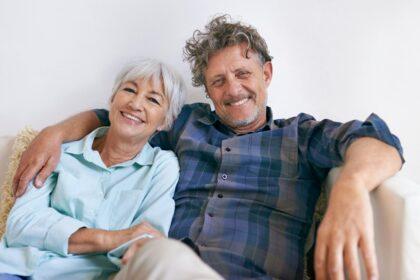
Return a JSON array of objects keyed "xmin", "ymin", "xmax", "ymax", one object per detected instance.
[
  {"xmin": 122, "ymin": 112, "xmax": 142, "ymax": 122},
  {"xmin": 230, "ymin": 98, "xmax": 248, "ymax": 106}
]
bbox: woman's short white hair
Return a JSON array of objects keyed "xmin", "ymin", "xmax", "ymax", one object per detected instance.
[{"xmin": 111, "ymin": 58, "xmax": 186, "ymax": 130}]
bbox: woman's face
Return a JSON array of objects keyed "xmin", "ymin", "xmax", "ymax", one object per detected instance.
[{"xmin": 109, "ymin": 77, "xmax": 168, "ymax": 141}]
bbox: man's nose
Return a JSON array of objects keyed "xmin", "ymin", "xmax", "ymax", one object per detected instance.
[{"xmin": 225, "ymin": 78, "xmax": 242, "ymax": 96}]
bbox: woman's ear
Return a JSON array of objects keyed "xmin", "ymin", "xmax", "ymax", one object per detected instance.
[
  {"xmin": 109, "ymin": 92, "xmax": 117, "ymax": 103},
  {"xmin": 156, "ymin": 124, "xmax": 165, "ymax": 132}
]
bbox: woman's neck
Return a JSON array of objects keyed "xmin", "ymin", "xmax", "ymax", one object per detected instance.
[{"xmin": 93, "ymin": 129, "xmax": 147, "ymax": 167}]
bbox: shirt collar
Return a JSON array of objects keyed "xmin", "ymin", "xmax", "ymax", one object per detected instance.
[
  {"xmin": 64, "ymin": 127, "xmax": 155, "ymax": 169},
  {"xmin": 197, "ymin": 106, "xmax": 275, "ymax": 133}
]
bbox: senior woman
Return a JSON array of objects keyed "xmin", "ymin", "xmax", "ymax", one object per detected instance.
[{"xmin": 0, "ymin": 59, "xmax": 186, "ymax": 279}]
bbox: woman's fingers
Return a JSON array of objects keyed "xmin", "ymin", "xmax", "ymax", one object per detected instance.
[{"xmin": 121, "ymin": 243, "xmax": 139, "ymax": 265}]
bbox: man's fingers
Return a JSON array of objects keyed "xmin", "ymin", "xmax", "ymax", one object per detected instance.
[
  {"xmin": 360, "ymin": 236, "xmax": 379, "ymax": 280},
  {"xmin": 314, "ymin": 234, "xmax": 328, "ymax": 280},
  {"xmin": 327, "ymin": 241, "xmax": 344, "ymax": 280},
  {"xmin": 35, "ymin": 157, "xmax": 57, "ymax": 187},
  {"xmin": 15, "ymin": 161, "xmax": 45, "ymax": 197},
  {"xmin": 13, "ymin": 162, "xmax": 28, "ymax": 194},
  {"xmin": 343, "ymin": 242, "xmax": 361, "ymax": 280},
  {"xmin": 14, "ymin": 165, "xmax": 32, "ymax": 197}
]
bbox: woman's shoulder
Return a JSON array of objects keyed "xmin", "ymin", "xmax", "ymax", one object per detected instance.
[
  {"xmin": 149, "ymin": 145, "xmax": 179, "ymax": 171},
  {"xmin": 150, "ymin": 145, "xmax": 177, "ymax": 162}
]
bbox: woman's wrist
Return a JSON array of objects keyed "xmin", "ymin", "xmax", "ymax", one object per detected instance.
[{"xmin": 99, "ymin": 229, "xmax": 132, "ymax": 252}]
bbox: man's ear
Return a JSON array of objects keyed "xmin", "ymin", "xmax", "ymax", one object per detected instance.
[{"xmin": 262, "ymin": 61, "xmax": 273, "ymax": 87}]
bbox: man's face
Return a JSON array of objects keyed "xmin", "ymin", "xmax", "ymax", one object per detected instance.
[{"xmin": 204, "ymin": 43, "xmax": 272, "ymax": 133}]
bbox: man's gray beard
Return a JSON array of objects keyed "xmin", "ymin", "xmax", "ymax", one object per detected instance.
[{"xmin": 224, "ymin": 105, "xmax": 261, "ymax": 129}]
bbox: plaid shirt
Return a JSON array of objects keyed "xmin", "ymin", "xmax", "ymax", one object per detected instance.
[{"xmin": 96, "ymin": 103, "xmax": 403, "ymax": 279}]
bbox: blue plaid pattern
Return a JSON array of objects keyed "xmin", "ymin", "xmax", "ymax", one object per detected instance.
[{"xmin": 95, "ymin": 103, "xmax": 403, "ymax": 279}]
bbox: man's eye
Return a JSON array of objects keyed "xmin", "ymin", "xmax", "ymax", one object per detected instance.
[
  {"xmin": 148, "ymin": 97, "xmax": 160, "ymax": 105},
  {"xmin": 123, "ymin": 88, "xmax": 136, "ymax": 93},
  {"xmin": 212, "ymin": 79, "xmax": 223, "ymax": 87},
  {"xmin": 237, "ymin": 71, "xmax": 250, "ymax": 78}
]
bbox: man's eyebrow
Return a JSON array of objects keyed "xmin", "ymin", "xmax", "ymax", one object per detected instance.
[
  {"xmin": 210, "ymin": 74, "xmax": 224, "ymax": 80},
  {"xmin": 234, "ymin": 67, "xmax": 251, "ymax": 72}
]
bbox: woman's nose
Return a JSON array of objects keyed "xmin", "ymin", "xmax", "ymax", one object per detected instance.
[{"xmin": 128, "ymin": 95, "xmax": 145, "ymax": 111}]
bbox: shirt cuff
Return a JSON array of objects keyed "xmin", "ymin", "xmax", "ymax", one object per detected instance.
[
  {"xmin": 107, "ymin": 234, "xmax": 155, "ymax": 268},
  {"xmin": 44, "ymin": 216, "xmax": 87, "ymax": 256}
]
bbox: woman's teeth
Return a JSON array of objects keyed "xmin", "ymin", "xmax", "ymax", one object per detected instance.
[{"xmin": 122, "ymin": 112, "xmax": 142, "ymax": 123}]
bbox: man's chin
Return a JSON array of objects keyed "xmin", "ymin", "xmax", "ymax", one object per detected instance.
[{"xmin": 222, "ymin": 114, "xmax": 258, "ymax": 129}]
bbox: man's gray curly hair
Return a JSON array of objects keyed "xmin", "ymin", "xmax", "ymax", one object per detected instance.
[{"xmin": 184, "ymin": 14, "xmax": 273, "ymax": 88}]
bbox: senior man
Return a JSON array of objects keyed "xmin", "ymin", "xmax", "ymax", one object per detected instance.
[{"xmin": 13, "ymin": 15, "xmax": 403, "ymax": 280}]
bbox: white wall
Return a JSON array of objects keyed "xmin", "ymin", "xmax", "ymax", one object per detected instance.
[{"xmin": 1, "ymin": 0, "xmax": 419, "ymax": 183}]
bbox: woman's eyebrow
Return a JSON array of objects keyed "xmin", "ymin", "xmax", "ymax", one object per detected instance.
[
  {"xmin": 149, "ymin": 91, "xmax": 164, "ymax": 98},
  {"xmin": 124, "ymin": 81, "xmax": 137, "ymax": 88}
]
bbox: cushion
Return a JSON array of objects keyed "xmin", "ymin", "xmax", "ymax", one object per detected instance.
[{"xmin": 0, "ymin": 127, "xmax": 38, "ymax": 237}]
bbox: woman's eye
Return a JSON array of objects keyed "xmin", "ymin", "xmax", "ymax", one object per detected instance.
[
  {"xmin": 123, "ymin": 88, "xmax": 136, "ymax": 93},
  {"xmin": 148, "ymin": 98, "xmax": 160, "ymax": 105}
]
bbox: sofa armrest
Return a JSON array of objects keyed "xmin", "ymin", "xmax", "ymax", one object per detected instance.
[{"xmin": 325, "ymin": 168, "xmax": 420, "ymax": 280}]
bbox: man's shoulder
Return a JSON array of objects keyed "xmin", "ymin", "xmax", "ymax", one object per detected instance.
[
  {"xmin": 173, "ymin": 102, "xmax": 212, "ymax": 125},
  {"xmin": 273, "ymin": 112, "xmax": 317, "ymax": 128},
  {"xmin": 180, "ymin": 102, "xmax": 211, "ymax": 115}
]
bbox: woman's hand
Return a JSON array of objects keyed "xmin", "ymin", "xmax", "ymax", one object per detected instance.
[
  {"xmin": 69, "ymin": 222, "xmax": 164, "ymax": 254},
  {"xmin": 121, "ymin": 222, "xmax": 164, "ymax": 265}
]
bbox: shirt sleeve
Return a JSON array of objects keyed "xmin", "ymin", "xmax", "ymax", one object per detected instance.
[
  {"xmin": 93, "ymin": 109, "xmax": 110, "ymax": 126},
  {"xmin": 130, "ymin": 151, "xmax": 179, "ymax": 236},
  {"xmin": 5, "ymin": 174, "xmax": 87, "ymax": 256},
  {"xmin": 300, "ymin": 113, "xmax": 404, "ymax": 177}
]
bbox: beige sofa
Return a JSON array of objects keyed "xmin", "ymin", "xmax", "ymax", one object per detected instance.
[{"xmin": 0, "ymin": 135, "xmax": 419, "ymax": 279}]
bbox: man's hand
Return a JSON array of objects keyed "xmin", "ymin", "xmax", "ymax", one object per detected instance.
[
  {"xmin": 13, "ymin": 126, "xmax": 63, "ymax": 197},
  {"xmin": 314, "ymin": 179, "xmax": 378, "ymax": 280},
  {"xmin": 12, "ymin": 110, "xmax": 103, "ymax": 197}
]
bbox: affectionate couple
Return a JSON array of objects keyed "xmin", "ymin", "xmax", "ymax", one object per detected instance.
[{"xmin": 0, "ymin": 15, "xmax": 403, "ymax": 280}]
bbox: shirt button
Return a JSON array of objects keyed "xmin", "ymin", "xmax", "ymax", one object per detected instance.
[
  {"xmin": 225, "ymin": 147, "xmax": 231, "ymax": 152},
  {"xmin": 221, "ymin": 174, "xmax": 228, "ymax": 180},
  {"xmin": 217, "ymin": 193, "xmax": 223, "ymax": 198}
]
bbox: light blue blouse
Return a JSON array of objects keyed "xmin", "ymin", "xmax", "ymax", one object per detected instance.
[{"xmin": 0, "ymin": 127, "xmax": 179, "ymax": 279}]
